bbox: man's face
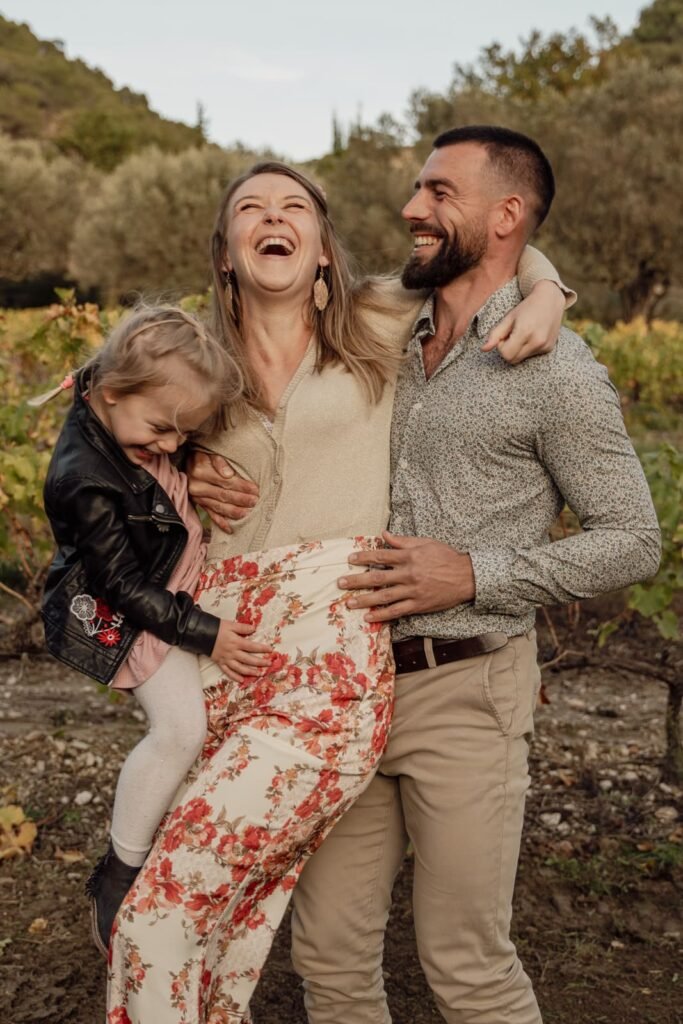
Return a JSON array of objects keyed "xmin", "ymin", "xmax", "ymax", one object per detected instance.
[{"xmin": 401, "ymin": 143, "xmax": 493, "ymax": 289}]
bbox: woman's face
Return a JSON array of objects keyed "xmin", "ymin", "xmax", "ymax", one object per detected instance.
[{"xmin": 223, "ymin": 173, "xmax": 328, "ymax": 301}]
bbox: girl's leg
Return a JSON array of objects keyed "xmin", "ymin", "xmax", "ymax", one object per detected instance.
[
  {"xmin": 88, "ymin": 649, "xmax": 206, "ymax": 955},
  {"xmin": 110, "ymin": 648, "xmax": 206, "ymax": 866}
]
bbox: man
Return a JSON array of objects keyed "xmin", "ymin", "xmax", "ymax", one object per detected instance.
[{"xmin": 286, "ymin": 126, "xmax": 660, "ymax": 1024}]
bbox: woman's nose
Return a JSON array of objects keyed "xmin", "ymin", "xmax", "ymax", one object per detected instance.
[{"xmin": 263, "ymin": 208, "xmax": 284, "ymax": 224}]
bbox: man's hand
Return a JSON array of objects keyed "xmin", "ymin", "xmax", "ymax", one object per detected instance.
[
  {"xmin": 482, "ymin": 279, "xmax": 565, "ymax": 364},
  {"xmin": 187, "ymin": 451, "xmax": 259, "ymax": 533},
  {"xmin": 338, "ymin": 531, "xmax": 475, "ymax": 622}
]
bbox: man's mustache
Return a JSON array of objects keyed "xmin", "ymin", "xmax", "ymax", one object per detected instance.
[{"xmin": 409, "ymin": 224, "xmax": 447, "ymax": 239}]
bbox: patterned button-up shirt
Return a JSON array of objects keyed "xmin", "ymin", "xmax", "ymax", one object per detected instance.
[{"xmin": 389, "ymin": 279, "xmax": 661, "ymax": 642}]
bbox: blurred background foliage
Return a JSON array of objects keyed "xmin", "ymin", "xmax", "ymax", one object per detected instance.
[{"xmin": 1, "ymin": 0, "xmax": 682, "ymax": 320}]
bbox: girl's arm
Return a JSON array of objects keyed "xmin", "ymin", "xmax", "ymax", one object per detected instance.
[
  {"xmin": 483, "ymin": 244, "xmax": 576, "ymax": 364},
  {"xmin": 57, "ymin": 477, "xmax": 220, "ymax": 655}
]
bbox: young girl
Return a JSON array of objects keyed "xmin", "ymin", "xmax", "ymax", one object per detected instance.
[{"xmin": 39, "ymin": 305, "xmax": 272, "ymax": 956}]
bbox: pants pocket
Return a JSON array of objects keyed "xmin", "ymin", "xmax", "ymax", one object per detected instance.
[{"xmin": 481, "ymin": 640, "xmax": 518, "ymax": 735}]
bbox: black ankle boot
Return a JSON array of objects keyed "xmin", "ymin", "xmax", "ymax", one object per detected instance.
[{"xmin": 85, "ymin": 842, "xmax": 140, "ymax": 957}]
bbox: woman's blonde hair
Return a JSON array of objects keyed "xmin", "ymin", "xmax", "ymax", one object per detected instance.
[
  {"xmin": 88, "ymin": 303, "xmax": 242, "ymax": 433},
  {"xmin": 209, "ymin": 161, "xmax": 408, "ymax": 412}
]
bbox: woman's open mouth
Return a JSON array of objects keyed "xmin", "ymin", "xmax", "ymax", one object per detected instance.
[{"xmin": 255, "ymin": 237, "xmax": 295, "ymax": 257}]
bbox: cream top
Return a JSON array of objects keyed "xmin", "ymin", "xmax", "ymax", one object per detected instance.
[{"xmin": 203, "ymin": 246, "xmax": 575, "ymax": 562}]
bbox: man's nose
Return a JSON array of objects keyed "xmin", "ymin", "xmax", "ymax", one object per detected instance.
[{"xmin": 401, "ymin": 191, "xmax": 427, "ymax": 221}]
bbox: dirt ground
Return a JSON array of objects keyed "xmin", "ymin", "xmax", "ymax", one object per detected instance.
[{"xmin": 0, "ymin": 618, "xmax": 681, "ymax": 1024}]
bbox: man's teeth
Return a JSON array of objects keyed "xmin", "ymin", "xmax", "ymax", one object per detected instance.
[
  {"xmin": 256, "ymin": 237, "xmax": 294, "ymax": 255},
  {"xmin": 413, "ymin": 235, "xmax": 440, "ymax": 247}
]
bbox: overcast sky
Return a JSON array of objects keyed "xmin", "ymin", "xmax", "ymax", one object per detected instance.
[{"xmin": 3, "ymin": 0, "xmax": 646, "ymax": 159}]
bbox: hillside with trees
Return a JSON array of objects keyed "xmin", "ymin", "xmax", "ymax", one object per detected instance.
[
  {"xmin": 0, "ymin": 15, "xmax": 204, "ymax": 169},
  {"xmin": 0, "ymin": 0, "xmax": 682, "ymax": 320}
]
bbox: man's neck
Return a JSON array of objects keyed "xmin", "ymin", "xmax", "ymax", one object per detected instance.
[{"xmin": 432, "ymin": 256, "xmax": 519, "ymax": 342}]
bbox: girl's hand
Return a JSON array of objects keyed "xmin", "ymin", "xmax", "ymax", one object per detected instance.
[
  {"xmin": 211, "ymin": 619, "xmax": 273, "ymax": 681},
  {"xmin": 481, "ymin": 280, "xmax": 565, "ymax": 364},
  {"xmin": 187, "ymin": 451, "xmax": 260, "ymax": 534}
]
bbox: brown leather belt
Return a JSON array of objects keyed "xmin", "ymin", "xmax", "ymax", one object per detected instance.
[{"xmin": 391, "ymin": 632, "xmax": 508, "ymax": 675}]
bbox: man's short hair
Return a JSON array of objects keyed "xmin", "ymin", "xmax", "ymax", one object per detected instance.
[{"xmin": 433, "ymin": 125, "xmax": 555, "ymax": 229}]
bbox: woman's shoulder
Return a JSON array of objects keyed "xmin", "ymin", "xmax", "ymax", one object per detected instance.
[{"xmin": 357, "ymin": 276, "xmax": 426, "ymax": 345}]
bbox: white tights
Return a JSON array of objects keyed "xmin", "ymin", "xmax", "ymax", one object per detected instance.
[{"xmin": 110, "ymin": 647, "xmax": 207, "ymax": 867}]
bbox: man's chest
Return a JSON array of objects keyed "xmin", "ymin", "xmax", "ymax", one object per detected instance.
[{"xmin": 391, "ymin": 353, "xmax": 539, "ymax": 468}]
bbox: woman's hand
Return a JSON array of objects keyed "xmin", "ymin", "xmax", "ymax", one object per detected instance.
[
  {"xmin": 211, "ymin": 619, "xmax": 273, "ymax": 682},
  {"xmin": 481, "ymin": 280, "xmax": 565, "ymax": 364},
  {"xmin": 187, "ymin": 451, "xmax": 259, "ymax": 533}
]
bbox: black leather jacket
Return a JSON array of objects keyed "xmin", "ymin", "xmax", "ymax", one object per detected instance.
[{"xmin": 42, "ymin": 369, "xmax": 219, "ymax": 684}]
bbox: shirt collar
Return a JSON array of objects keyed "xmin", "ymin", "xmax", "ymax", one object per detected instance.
[{"xmin": 409, "ymin": 277, "xmax": 523, "ymax": 347}]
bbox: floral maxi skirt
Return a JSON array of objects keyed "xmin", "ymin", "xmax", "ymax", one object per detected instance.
[{"xmin": 107, "ymin": 537, "xmax": 394, "ymax": 1024}]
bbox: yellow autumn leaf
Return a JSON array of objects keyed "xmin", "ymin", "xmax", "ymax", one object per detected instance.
[
  {"xmin": 55, "ymin": 848, "xmax": 85, "ymax": 864},
  {"xmin": 0, "ymin": 806, "xmax": 24, "ymax": 829},
  {"xmin": 0, "ymin": 804, "xmax": 38, "ymax": 857}
]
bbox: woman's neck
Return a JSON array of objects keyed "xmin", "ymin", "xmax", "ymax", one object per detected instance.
[{"xmin": 240, "ymin": 294, "xmax": 313, "ymax": 413}]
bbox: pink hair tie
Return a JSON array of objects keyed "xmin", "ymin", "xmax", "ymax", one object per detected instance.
[{"xmin": 28, "ymin": 370, "xmax": 78, "ymax": 407}]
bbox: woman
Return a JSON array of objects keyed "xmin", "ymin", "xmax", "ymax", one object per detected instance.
[{"xmin": 107, "ymin": 162, "xmax": 571, "ymax": 1024}]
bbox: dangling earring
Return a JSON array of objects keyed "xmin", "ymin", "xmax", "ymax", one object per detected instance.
[
  {"xmin": 313, "ymin": 265, "xmax": 329, "ymax": 312},
  {"xmin": 224, "ymin": 271, "xmax": 234, "ymax": 313}
]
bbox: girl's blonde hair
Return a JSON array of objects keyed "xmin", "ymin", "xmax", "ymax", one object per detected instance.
[
  {"xmin": 88, "ymin": 303, "xmax": 242, "ymax": 433},
  {"xmin": 209, "ymin": 161, "xmax": 407, "ymax": 413}
]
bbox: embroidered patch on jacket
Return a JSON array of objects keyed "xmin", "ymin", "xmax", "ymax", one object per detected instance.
[{"xmin": 69, "ymin": 594, "xmax": 124, "ymax": 647}]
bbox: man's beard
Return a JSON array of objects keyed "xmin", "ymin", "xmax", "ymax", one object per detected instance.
[{"xmin": 401, "ymin": 223, "xmax": 488, "ymax": 290}]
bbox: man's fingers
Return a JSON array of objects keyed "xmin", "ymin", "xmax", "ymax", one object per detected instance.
[
  {"xmin": 338, "ymin": 568, "xmax": 399, "ymax": 590},
  {"xmin": 364, "ymin": 600, "xmax": 414, "ymax": 623},
  {"xmin": 348, "ymin": 584, "xmax": 409, "ymax": 609}
]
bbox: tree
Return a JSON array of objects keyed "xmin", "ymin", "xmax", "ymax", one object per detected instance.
[
  {"xmin": 68, "ymin": 145, "xmax": 257, "ymax": 302},
  {"xmin": 541, "ymin": 62, "xmax": 683, "ymax": 321},
  {"xmin": 0, "ymin": 134, "xmax": 93, "ymax": 284},
  {"xmin": 631, "ymin": 0, "xmax": 683, "ymax": 66},
  {"xmin": 448, "ymin": 17, "xmax": 623, "ymax": 103},
  {"xmin": 315, "ymin": 117, "xmax": 419, "ymax": 275}
]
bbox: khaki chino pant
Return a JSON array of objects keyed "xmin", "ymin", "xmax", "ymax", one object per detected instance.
[{"xmin": 291, "ymin": 631, "xmax": 543, "ymax": 1024}]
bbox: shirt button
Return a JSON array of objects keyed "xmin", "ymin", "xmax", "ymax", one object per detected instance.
[
  {"xmin": 154, "ymin": 503, "xmax": 165, "ymax": 513},
  {"xmin": 399, "ymin": 458, "xmax": 408, "ymax": 470}
]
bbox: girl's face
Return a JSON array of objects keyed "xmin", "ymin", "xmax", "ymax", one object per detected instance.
[
  {"xmin": 223, "ymin": 172, "xmax": 329, "ymax": 303},
  {"xmin": 95, "ymin": 360, "xmax": 215, "ymax": 466}
]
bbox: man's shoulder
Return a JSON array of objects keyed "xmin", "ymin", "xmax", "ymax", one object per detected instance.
[{"xmin": 512, "ymin": 325, "xmax": 608, "ymax": 382}]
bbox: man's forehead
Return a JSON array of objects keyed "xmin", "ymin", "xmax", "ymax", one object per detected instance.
[{"xmin": 418, "ymin": 143, "xmax": 488, "ymax": 183}]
